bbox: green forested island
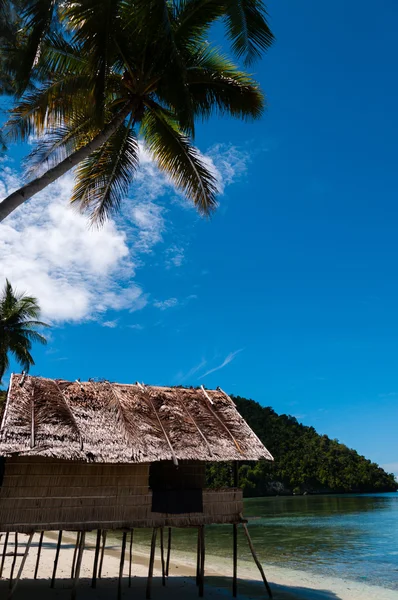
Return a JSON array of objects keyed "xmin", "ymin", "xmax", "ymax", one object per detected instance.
[
  {"xmin": 206, "ymin": 395, "xmax": 397, "ymax": 495},
  {"xmin": 0, "ymin": 389, "xmax": 396, "ymax": 495}
]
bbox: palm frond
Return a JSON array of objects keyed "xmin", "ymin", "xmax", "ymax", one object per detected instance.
[
  {"xmin": 174, "ymin": 0, "xmax": 225, "ymax": 46},
  {"xmin": 34, "ymin": 31, "xmax": 87, "ymax": 79},
  {"xmin": 224, "ymin": 0, "xmax": 274, "ymax": 65},
  {"xmin": 5, "ymin": 74, "xmax": 93, "ymax": 142},
  {"xmin": 71, "ymin": 121, "xmax": 139, "ymax": 224},
  {"xmin": 14, "ymin": 0, "xmax": 57, "ymax": 94},
  {"xmin": 141, "ymin": 102, "xmax": 217, "ymax": 215},
  {"xmin": 186, "ymin": 45, "xmax": 265, "ymax": 120},
  {"xmin": 24, "ymin": 113, "xmax": 96, "ymax": 177},
  {"xmin": 64, "ymin": 0, "xmax": 123, "ymax": 123}
]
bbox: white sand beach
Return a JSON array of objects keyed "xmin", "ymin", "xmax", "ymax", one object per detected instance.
[{"xmin": 0, "ymin": 532, "xmax": 396, "ymax": 600}]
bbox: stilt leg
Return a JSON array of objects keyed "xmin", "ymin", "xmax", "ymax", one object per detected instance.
[
  {"xmin": 146, "ymin": 528, "xmax": 157, "ymax": 600},
  {"xmin": 232, "ymin": 524, "xmax": 238, "ymax": 597},
  {"xmin": 242, "ymin": 523, "xmax": 272, "ymax": 599},
  {"xmin": 165, "ymin": 528, "xmax": 171, "ymax": 578},
  {"xmin": 199, "ymin": 526, "xmax": 205, "ymax": 598},
  {"xmin": 196, "ymin": 527, "xmax": 201, "ymax": 586},
  {"xmin": 0, "ymin": 532, "xmax": 9, "ymax": 578},
  {"xmin": 71, "ymin": 531, "xmax": 85, "ymax": 600},
  {"xmin": 128, "ymin": 530, "xmax": 134, "ymax": 588},
  {"xmin": 34, "ymin": 532, "xmax": 44, "ymax": 580},
  {"xmin": 91, "ymin": 530, "xmax": 101, "ymax": 589},
  {"xmin": 8, "ymin": 532, "xmax": 34, "ymax": 599},
  {"xmin": 118, "ymin": 532, "xmax": 127, "ymax": 600},
  {"xmin": 71, "ymin": 532, "xmax": 81, "ymax": 579},
  {"xmin": 98, "ymin": 530, "xmax": 107, "ymax": 579},
  {"xmin": 51, "ymin": 530, "xmax": 63, "ymax": 588},
  {"xmin": 9, "ymin": 532, "xmax": 18, "ymax": 588},
  {"xmin": 160, "ymin": 528, "xmax": 166, "ymax": 586}
]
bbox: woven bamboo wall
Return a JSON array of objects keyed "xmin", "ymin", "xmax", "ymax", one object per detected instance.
[{"xmin": 0, "ymin": 457, "xmax": 243, "ymax": 533}]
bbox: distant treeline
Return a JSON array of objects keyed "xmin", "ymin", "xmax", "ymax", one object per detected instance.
[{"xmin": 206, "ymin": 395, "xmax": 398, "ymax": 495}]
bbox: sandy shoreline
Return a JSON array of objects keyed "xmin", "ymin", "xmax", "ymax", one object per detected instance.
[{"xmin": 0, "ymin": 531, "xmax": 396, "ymax": 600}]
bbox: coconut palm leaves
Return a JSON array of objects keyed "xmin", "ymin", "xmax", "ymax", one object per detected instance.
[
  {"xmin": 0, "ymin": 0, "xmax": 273, "ymax": 223},
  {"xmin": 0, "ymin": 280, "xmax": 49, "ymax": 383}
]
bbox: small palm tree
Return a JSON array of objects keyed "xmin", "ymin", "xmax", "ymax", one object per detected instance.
[
  {"xmin": 0, "ymin": 280, "xmax": 49, "ymax": 383},
  {"xmin": 0, "ymin": 0, "xmax": 273, "ymax": 223}
]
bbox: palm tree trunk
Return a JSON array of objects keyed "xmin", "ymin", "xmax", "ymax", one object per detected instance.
[{"xmin": 0, "ymin": 103, "xmax": 132, "ymax": 223}]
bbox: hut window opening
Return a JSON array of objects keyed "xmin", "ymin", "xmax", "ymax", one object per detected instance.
[
  {"xmin": 149, "ymin": 461, "xmax": 204, "ymax": 514},
  {"xmin": 0, "ymin": 457, "xmax": 5, "ymax": 488}
]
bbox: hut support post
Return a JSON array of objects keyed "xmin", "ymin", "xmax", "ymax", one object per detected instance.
[
  {"xmin": 98, "ymin": 530, "xmax": 107, "ymax": 579},
  {"xmin": 242, "ymin": 523, "xmax": 272, "ymax": 599},
  {"xmin": 91, "ymin": 530, "xmax": 102, "ymax": 589},
  {"xmin": 118, "ymin": 532, "xmax": 127, "ymax": 600},
  {"xmin": 166, "ymin": 528, "xmax": 171, "ymax": 578},
  {"xmin": 160, "ymin": 528, "xmax": 166, "ymax": 586},
  {"xmin": 233, "ymin": 524, "xmax": 238, "ymax": 598},
  {"xmin": 71, "ymin": 532, "xmax": 81, "ymax": 579},
  {"xmin": 196, "ymin": 527, "xmax": 201, "ymax": 586},
  {"xmin": 146, "ymin": 528, "xmax": 157, "ymax": 600},
  {"xmin": 51, "ymin": 530, "xmax": 63, "ymax": 588},
  {"xmin": 34, "ymin": 531, "xmax": 44, "ymax": 579},
  {"xmin": 0, "ymin": 531, "xmax": 9, "ymax": 578},
  {"xmin": 9, "ymin": 532, "xmax": 18, "ymax": 589},
  {"xmin": 128, "ymin": 530, "xmax": 134, "ymax": 588},
  {"xmin": 71, "ymin": 531, "xmax": 85, "ymax": 600},
  {"xmin": 199, "ymin": 526, "xmax": 205, "ymax": 598},
  {"xmin": 233, "ymin": 460, "xmax": 239, "ymax": 598},
  {"xmin": 8, "ymin": 532, "xmax": 34, "ymax": 599}
]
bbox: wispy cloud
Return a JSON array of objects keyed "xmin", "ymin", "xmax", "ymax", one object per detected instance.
[
  {"xmin": 176, "ymin": 358, "xmax": 208, "ymax": 384},
  {"xmin": 102, "ymin": 320, "xmax": 118, "ymax": 328},
  {"xmin": 128, "ymin": 324, "xmax": 144, "ymax": 330},
  {"xmin": 153, "ymin": 297, "xmax": 178, "ymax": 311},
  {"xmin": 201, "ymin": 349, "xmax": 244, "ymax": 378},
  {"xmin": 165, "ymin": 245, "xmax": 185, "ymax": 268}
]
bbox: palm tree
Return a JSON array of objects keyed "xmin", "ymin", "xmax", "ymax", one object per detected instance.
[
  {"xmin": 0, "ymin": 0, "xmax": 273, "ymax": 223},
  {"xmin": 0, "ymin": 280, "xmax": 49, "ymax": 384}
]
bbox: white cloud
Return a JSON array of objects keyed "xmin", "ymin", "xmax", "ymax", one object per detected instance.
[
  {"xmin": 0, "ymin": 142, "xmax": 252, "ymax": 324},
  {"xmin": 201, "ymin": 349, "xmax": 244, "ymax": 378},
  {"xmin": 165, "ymin": 245, "xmax": 185, "ymax": 268},
  {"xmin": 102, "ymin": 320, "xmax": 118, "ymax": 328},
  {"xmin": 153, "ymin": 297, "xmax": 178, "ymax": 311},
  {"xmin": 128, "ymin": 324, "xmax": 144, "ymax": 330}
]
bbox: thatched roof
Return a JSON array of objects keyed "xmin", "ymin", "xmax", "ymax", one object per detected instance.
[{"xmin": 0, "ymin": 374, "xmax": 273, "ymax": 464}]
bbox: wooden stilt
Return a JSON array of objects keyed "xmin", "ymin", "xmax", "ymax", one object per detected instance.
[
  {"xmin": 242, "ymin": 523, "xmax": 272, "ymax": 599},
  {"xmin": 98, "ymin": 530, "xmax": 107, "ymax": 579},
  {"xmin": 232, "ymin": 524, "xmax": 238, "ymax": 598},
  {"xmin": 0, "ymin": 531, "xmax": 9, "ymax": 578},
  {"xmin": 34, "ymin": 532, "xmax": 44, "ymax": 580},
  {"xmin": 166, "ymin": 528, "xmax": 171, "ymax": 578},
  {"xmin": 160, "ymin": 528, "xmax": 166, "ymax": 586},
  {"xmin": 9, "ymin": 532, "xmax": 18, "ymax": 589},
  {"xmin": 71, "ymin": 531, "xmax": 85, "ymax": 600},
  {"xmin": 118, "ymin": 532, "xmax": 127, "ymax": 600},
  {"xmin": 71, "ymin": 532, "xmax": 81, "ymax": 579},
  {"xmin": 8, "ymin": 532, "xmax": 34, "ymax": 599},
  {"xmin": 196, "ymin": 527, "xmax": 201, "ymax": 586},
  {"xmin": 199, "ymin": 526, "xmax": 205, "ymax": 598},
  {"xmin": 146, "ymin": 528, "xmax": 157, "ymax": 600},
  {"xmin": 91, "ymin": 530, "xmax": 101, "ymax": 589},
  {"xmin": 51, "ymin": 530, "xmax": 63, "ymax": 588},
  {"xmin": 128, "ymin": 530, "xmax": 134, "ymax": 588}
]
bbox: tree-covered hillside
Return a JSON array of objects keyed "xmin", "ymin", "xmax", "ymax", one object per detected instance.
[{"xmin": 207, "ymin": 395, "xmax": 397, "ymax": 495}]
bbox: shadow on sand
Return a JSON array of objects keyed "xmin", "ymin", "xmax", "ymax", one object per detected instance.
[{"xmin": 0, "ymin": 574, "xmax": 343, "ymax": 600}]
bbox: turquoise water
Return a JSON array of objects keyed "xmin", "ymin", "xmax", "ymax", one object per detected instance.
[{"xmin": 128, "ymin": 493, "xmax": 398, "ymax": 590}]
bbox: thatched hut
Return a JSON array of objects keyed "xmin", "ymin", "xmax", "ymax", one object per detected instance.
[{"xmin": 0, "ymin": 374, "xmax": 273, "ymax": 599}]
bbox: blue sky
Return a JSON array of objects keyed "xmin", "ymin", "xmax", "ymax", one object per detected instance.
[{"xmin": 1, "ymin": 0, "xmax": 398, "ymax": 476}]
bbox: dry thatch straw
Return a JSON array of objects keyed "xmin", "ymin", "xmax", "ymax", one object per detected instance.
[{"xmin": 0, "ymin": 375, "xmax": 273, "ymax": 464}]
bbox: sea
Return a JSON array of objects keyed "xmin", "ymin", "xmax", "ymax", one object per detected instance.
[{"xmin": 129, "ymin": 493, "xmax": 398, "ymax": 591}]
